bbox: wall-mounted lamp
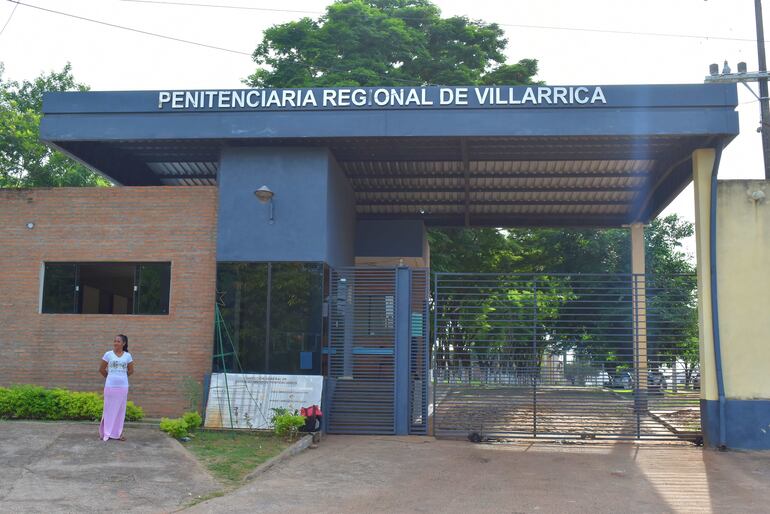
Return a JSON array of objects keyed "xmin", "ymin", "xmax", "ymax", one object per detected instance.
[
  {"xmin": 254, "ymin": 185, "xmax": 275, "ymax": 223},
  {"xmin": 25, "ymin": 222, "xmax": 35, "ymax": 230}
]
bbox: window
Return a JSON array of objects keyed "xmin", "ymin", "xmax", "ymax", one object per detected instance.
[
  {"xmin": 42, "ymin": 262, "xmax": 171, "ymax": 315},
  {"xmin": 214, "ymin": 262, "xmax": 323, "ymax": 375}
]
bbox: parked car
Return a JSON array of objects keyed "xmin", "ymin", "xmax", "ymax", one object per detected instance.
[
  {"xmin": 605, "ymin": 372, "xmax": 633, "ymax": 389},
  {"xmin": 648, "ymin": 371, "xmax": 667, "ymax": 395}
]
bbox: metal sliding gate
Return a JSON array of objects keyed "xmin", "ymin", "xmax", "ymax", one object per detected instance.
[
  {"xmin": 433, "ymin": 273, "xmax": 701, "ymax": 441},
  {"xmin": 326, "ymin": 267, "xmax": 429, "ymax": 435}
]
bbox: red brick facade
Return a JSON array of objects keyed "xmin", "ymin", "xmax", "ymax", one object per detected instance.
[{"xmin": 0, "ymin": 187, "xmax": 218, "ymax": 417}]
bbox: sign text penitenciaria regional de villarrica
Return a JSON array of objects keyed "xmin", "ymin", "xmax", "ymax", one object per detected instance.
[{"xmin": 158, "ymin": 86, "xmax": 607, "ymax": 110}]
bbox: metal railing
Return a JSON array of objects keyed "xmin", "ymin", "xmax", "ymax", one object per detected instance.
[{"xmin": 433, "ymin": 273, "xmax": 700, "ymax": 441}]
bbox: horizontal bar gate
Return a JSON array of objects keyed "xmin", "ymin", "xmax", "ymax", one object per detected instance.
[
  {"xmin": 433, "ymin": 273, "xmax": 700, "ymax": 441},
  {"xmin": 326, "ymin": 267, "xmax": 429, "ymax": 435}
]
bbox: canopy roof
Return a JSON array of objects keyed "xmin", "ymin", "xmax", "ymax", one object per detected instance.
[{"xmin": 40, "ymin": 84, "xmax": 738, "ymax": 227}]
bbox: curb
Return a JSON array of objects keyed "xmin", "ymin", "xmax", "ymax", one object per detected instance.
[{"xmin": 243, "ymin": 433, "xmax": 314, "ymax": 482}]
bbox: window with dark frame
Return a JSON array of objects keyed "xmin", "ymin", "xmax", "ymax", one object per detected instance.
[{"xmin": 41, "ymin": 262, "xmax": 171, "ymax": 315}]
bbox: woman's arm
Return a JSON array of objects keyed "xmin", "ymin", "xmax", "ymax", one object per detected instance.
[
  {"xmin": 127, "ymin": 362, "xmax": 134, "ymax": 376},
  {"xmin": 99, "ymin": 360, "xmax": 108, "ymax": 378}
]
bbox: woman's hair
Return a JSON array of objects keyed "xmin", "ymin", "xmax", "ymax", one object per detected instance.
[{"xmin": 117, "ymin": 334, "xmax": 128, "ymax": 352}]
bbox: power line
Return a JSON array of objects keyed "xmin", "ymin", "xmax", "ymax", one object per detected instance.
[
  {"xmin": 6, "ymin": 0, "xmax": 426, "ymax": 86},
  {"xmin": 0, "ymin": 0, "xmax": 18, "ymax": 37},
  {"xmin": 120, "ymin": 0, "xmax": 770, "ymax": 44},
  {"xmin": 6, "ymin": 0, "xmax": 252, "ymax": 55},
  {"xmin": 122, "ymin": 0, "xmax": 318, "ymax": 16}
]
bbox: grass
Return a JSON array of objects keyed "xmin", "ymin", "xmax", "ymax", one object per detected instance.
[{"xmin": 182, "ymin": 430, "xmax": 291, "ymax": 486}]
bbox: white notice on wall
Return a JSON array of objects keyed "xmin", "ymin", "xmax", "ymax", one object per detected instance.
[{"xmin": 204, "ymin": 373, "xmax": 323, "ymax": 429}]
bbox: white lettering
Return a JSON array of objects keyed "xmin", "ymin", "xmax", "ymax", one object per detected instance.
[
  {"xmin": 337, "ymin": 88, "xmax": 351, "ymax": 107},
  {"xmin": 155, "ymin": 86, "xmax": 609, "ymax": 110},
  {"xmin": 205, "ymin": 91, "xmax": 216, "ymax": 108},
  {"xmin": 591, "ymin": 87, "xmax": 607, "ymax": 104},
  {"xmin": 405, "ymin": 88, "xmax": 420, "ymax": 105},
  {"xmin": 184, "ymin": 91, "xmax": 199, "ymax": 108},
  {"xmin": 172, "ymin": 91, "xmax": 184, "ymax": 109},
  {"xmin": 494, "ymin": 87, "xmax": 509, "ymax": 105},
  {"xmin": 455, "ymin": 88, "xmax": 468, "ymax": 105},
  {"xmin": 475, "ymin": 87, "xmax": 491, "ymax": 104},
  {"xmin": 391, "ymin": 88, "xmax": 405, "ymax": 106},
  {"xmin": 521, "ymin": 87, "xmax": 537, "ymax": 104},
  {"xmin": 323, "ymin": 89, "xmax": 337, "ymax": 107},
  {"xmin": 575, "ymin": 86, "xmax": 590, "ymax": 104},
  {"xmin": 282, "ymin": 89, "xmax": 297, "ymax": 107},
  {"xmin": 553, "ymin": 87, "xmax": 567, "ymax": 104},
  {"xmin": 158, "ymin": 91, "xmax": 171, "ymax": 109},
  {"xmin": 218, "ymin": 91, "xmax": 231, "ymax": 108},
  {"xmin": 302, "ymin": 91, "xmax": 318, "ymax": 107},
  {"xmin": 266, "ymin": 90, "xmax": 281, "ymax": 107},
  {"xmin": 537, "ymin": 87, "xmax": 552, "ymax": 104},
  {"xmin": 351, "ymin": 89, "xmax": 367, "ymax": 106},
  {"xmin": 420, "ymin": 88, "xmax": 433, "ymax": 105},
  {"xmin": 246, "ymin": 90, "xmax": 260, "ymax": 107},
  {"xmin": 373, "ymin": 89, "xmax": 390, "ymax": 106},
  {"xmin": 231, "ymin": 90, "xmax": 244, "ymax": 108}
]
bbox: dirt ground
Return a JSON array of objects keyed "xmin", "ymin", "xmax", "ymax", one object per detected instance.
[
  {"xmin": 188, "ymin": 435, "xmax": 770, "ymax": 514},
  {"xmin": 0, "ymin": 420, "xmax": 219, "ymax": 513},
  {"xmin": 4, "ymin": 422, "xmax": 770, "ymax": 513}
]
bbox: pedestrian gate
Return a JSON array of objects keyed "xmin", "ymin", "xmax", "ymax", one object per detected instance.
[
  {"xmin": 433, "ymin": 273, "xmax": 701, "ymax": 441},
  {"xmin": 326, "ymin": 267, "xmax": 429, "ymax": 435}
]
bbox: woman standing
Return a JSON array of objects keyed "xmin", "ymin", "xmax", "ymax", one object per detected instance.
[{"xmin": 98, "ymin": 334, "xmax": 134, "ymax": 441}]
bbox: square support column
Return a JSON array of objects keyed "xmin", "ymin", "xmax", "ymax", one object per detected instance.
[{"xmin": 631, "ymin": 222, "xmax": 648, "ymax": 409}]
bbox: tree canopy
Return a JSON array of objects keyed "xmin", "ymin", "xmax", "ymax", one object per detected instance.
[
  {"xmin": 247, "ymin": 0, "xmax": 539, "ymax": 87},
  {"xmin": 0, "ymin": 63, "xmax": 109, "ymax": 188}
]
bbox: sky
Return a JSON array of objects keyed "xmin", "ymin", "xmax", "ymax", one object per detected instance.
[{"xmin": 0, "ymin": 0, "xmax": 767, "ymax": 255}]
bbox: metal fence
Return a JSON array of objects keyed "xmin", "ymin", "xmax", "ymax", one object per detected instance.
[{"xmin": 433, "ymin": 273, "xmax": 700, "ymax": 441}]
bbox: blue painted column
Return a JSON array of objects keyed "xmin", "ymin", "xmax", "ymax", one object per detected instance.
[{"xmin": 395, "ymin": 266, "xmax": 412, "ymax": 435}]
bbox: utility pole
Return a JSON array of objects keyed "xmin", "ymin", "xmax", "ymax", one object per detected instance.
[
  {"xmin": 705, "ymin": 1, "xmax": 770, "ymax": 179},
  {"xmin": 755, "ymin": 0, "xmax": 770, "ymax": 179}
]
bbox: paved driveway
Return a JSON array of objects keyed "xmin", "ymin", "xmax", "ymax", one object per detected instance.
[
  {"xmin": 0, "ymin": 421, "xmax": 219, "ymax": 513},
  {"xmin": 188, "ymin": 435, "xmax": 770, "ymax": 514}
]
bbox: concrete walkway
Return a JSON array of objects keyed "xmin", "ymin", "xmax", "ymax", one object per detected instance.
[
  {"xmin": 188, "ymin": 435, "xmax": 770, "ymax": 514},
  {"xmin": 0, "ymin": 421, "xmax": 219, "ymax": 513}
]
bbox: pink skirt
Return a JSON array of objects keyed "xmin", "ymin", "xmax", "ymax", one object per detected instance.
[{"xmin": 99, "ymin": 387, "xmax": 128, "ymax": 441}]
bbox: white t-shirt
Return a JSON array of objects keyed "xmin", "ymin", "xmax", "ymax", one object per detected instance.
[{"xmin": 103, "ymin": 351, "xmax": 133, "ymax": 388}]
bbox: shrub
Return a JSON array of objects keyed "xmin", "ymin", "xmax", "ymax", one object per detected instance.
[
  {"xmin": 125, "ymin": 402, "xmax": 144, "ymax": 422},
  {"xmin": 159, "ymin": 417, "xmax": 189, "ymax": 439},
  {"xmin": 181, "ymin": 411, "xmax": 202, "ymax": 432},
  {"xmin": 0, "ymin": 385, "xmax": 144, "ymax": 421},
  {"xmin": 272, "ymin": 413, "xmax": 305, "ymax": 440}
]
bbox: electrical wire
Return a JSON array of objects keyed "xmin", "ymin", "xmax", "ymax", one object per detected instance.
[
  {"xmin": 5, "ymin": 0, "xmax": 427, "ymax": 85},
  {"xmin": 6, "ymin": 0, "xmax": 252, "ymax": 55},
  {"xmin": 120, "ymin": 0, "xmax": 770, "ymax": 44},
  {"xmin": 0, "ymin": 0, "xmax": 18, "ymax": 37}
]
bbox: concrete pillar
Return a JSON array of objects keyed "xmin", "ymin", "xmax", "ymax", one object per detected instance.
[
  {"xmin": 631, "ymin": 222, "xmax": 649, "ymax": 399},
  {"xmin": 692, "ymin": 149, "xmax": 718, "ymax": 405}
]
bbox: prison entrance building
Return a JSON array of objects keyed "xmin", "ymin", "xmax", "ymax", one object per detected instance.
[{"xmin": 1, "ymin": 84, "xmax": 769, "ymax": 448}]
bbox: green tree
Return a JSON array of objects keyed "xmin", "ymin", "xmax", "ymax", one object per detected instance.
[
  {"xmin": 0, "ymin": 63, "xmax": 109, "ymax": 188},
  {"xmin": 247, "ymin": 0, "xmax": 538, "ymax": 87},
  {"xmin": 430, "ymin": 217, "xmax": 697, "ymax": 384}
]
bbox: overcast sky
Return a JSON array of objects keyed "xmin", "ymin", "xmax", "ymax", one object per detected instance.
[{"xmin": 1, "ymin": 0, "xmax": 767, "ymax": 250}]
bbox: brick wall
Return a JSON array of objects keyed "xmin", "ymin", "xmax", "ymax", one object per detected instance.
[{"xmin": 0, "ymin": 187, "xmax": 218, "ymax": 417}]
